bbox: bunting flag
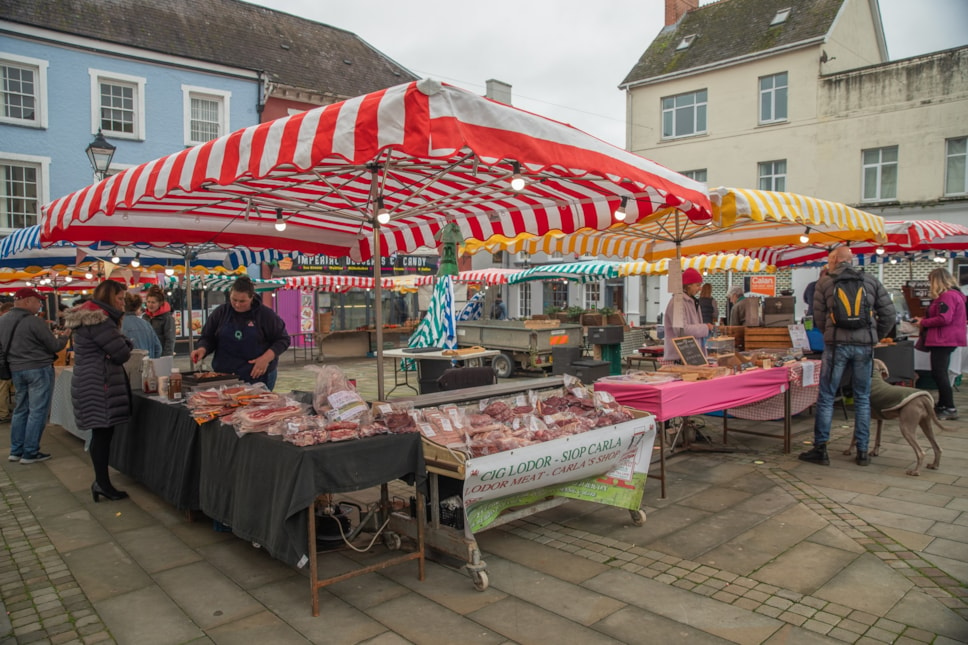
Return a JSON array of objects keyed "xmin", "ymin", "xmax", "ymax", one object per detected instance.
[{"xmin": 458, "ymin": 290, "xmax": 486, "ymax": 321}]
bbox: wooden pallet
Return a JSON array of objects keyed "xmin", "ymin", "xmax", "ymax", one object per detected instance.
[{"xmin": 744, "ymin": 327, "xmax": 793, "ymax": 350}]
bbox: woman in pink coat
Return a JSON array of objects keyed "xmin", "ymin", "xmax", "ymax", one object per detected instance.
[{"xmin": 911, "ymin": 268, "xmax": 967, "ymax": 420}]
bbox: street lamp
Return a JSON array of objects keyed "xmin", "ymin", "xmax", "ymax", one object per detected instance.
[{"xmin": 85, "ymin": 129, "xmax": 116, "ymax": 181}]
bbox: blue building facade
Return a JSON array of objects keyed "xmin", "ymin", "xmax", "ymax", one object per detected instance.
[{"xmin": 1, "ymin": 24, "xmax": 260, "ymax": 235}]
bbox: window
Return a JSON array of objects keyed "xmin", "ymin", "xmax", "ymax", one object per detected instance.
[
  {"xmin": 545, "ymin": 282, "xmax": 568, "ymax": 311},
  {"xmin": 758, "ymin": 160, "xmax": 786, "ymax": 191},
  {"xmin": 90, "ymin": 70, "xmax": 146, "ymax": 139},
  {"xmin": 945, "ymin": 137, "xmax": 967, "ymax": 196},
  {"xmin": 518, "ymin": 282, "xmax": 531, "ymax": 318},
  {"xmin": 491, "ymin": 250, "xmax": 505, "ymax": 264},
  {"xmin": 862, "ymin": 146, "xmax": 898, "ymax": 201},
  {"xmin": 662, "ymin": 90, "xmax": 707, "ymax": 139},
  {"xmin": 676, "ymin": 34, "xmax": 697, "ymax": 51},
  {"xmin": 182, "ymin": 86, "xmax": 231, "ymax": 145},
  {"xmin": 680, "ymin": 169, "xmax": 707, "ymax": 183},
  {"xmin": 0, "ymin": 53, "xmax": 47, "ymax": 127},
  {"xmin": 1, "ymin": 157, "xmax": 45, "ymax": 230},
  {"xmin": 770, "ymin": 8, "xmax": 791, "ymax": 26},
  {"xmin": 759, "ymin": 72, "xmax": 788, "ymax": 124},
  {"xmin": 583, "ymin": 282, "xmax": 601, "ymax": 310}
]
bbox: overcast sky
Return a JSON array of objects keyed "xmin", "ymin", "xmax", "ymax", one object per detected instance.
[{"xmin": 251, "ymin": 0, "xmax": 968, "ymax": 148}]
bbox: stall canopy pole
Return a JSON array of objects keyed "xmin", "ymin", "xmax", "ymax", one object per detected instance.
[{"xmin": 369, "ymin": 169, "xmax": 386, "ymax": 401}]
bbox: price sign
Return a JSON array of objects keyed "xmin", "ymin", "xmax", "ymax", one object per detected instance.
[{"xmin": 672, "ymin": 336, "xmax": 707, "ymax": 366}]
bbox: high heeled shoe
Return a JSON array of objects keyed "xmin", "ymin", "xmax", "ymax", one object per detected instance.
[{"xmin": 91, "ymin": 482, "xmax": 128, "ymax": 502}]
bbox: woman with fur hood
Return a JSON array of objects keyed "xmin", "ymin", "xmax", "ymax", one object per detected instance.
[{"xmin": 63, "ymin": 281, "xmax": 133, "ymax": 502}]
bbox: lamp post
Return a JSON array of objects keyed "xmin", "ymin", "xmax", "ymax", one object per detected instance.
[{"xmin": 85, "ymin": 129, "xmax": 116, "ymax": 182}]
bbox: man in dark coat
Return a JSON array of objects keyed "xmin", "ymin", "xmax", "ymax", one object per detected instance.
[
  {"xmin": 1, "ymin": 288, "xmax": 70, "ymax": 463},
  {"xmin": 799, "ymin": 247, "xmax": 895, "ymax": 467}
]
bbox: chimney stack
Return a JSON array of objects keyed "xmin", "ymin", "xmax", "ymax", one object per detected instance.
[
  {"xmin": 665, "ymin": 0, "xmax": 699, "ymax": 26},
  {"xmin": 485, "ymin": 79, "xmax": 512, "ymax": 105}
]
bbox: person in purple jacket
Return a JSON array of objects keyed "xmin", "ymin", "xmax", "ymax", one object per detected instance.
[{"xmin": 911, "ymin": 268, "xmax": 967, "ymax": 420}]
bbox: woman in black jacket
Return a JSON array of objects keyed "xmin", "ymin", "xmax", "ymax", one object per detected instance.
[
  {"xmin": 190, "ymin": 277, "xmax": 290, "ymax": 390},
  {"xmin": 64, "ymin": 281, "xmax": 133, "ymax": 502}
]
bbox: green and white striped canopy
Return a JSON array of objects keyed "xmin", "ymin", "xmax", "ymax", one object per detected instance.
[
  {"xmin": 166, "ymin": 275, "xmax": 287, "ymax": 292},
  {"xmin": 506, "ymin": 261, "xmax": 622, "ymax": 284}
]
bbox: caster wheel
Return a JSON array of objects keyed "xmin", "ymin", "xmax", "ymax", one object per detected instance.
[
  {"xmin": 384, "ymin": 533, "xmax": 402, "ymax": 551},
  {"xmin": 630, "ymin": 509, "xmax": 646, "ymax": 526},
  {"xmin": 471, "ymin": 570, "xmax": 489, "ymax": 591}
]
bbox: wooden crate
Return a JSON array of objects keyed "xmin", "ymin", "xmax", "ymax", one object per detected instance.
[
  {"xmin": 524, "ymin": 319, "xmax": 561, "ymax": 330},
  {"xmin": 744, "ymin": 327, "xmax": 792, "ymax": 350},
  {"xmin": 722, "ymin": 326, "xmax": 745, "ymax": 350}
]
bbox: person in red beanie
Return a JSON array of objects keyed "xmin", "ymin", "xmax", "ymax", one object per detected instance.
[
  {"xmin": 662, "ymin": 267, "xmax": 713, "ymax": 362},
  {"xmin": 0, "ymin": 287, "xmax": 70, "ymax": 463}
]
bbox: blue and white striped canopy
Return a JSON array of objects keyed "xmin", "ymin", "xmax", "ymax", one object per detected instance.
[{"xmin": 407, "ymin": 275, "xmax": 457, "ymax": 351}]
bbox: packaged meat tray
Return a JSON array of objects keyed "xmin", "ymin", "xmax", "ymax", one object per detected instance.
[{"xmin": 182, "ymin": 371, "xmax": 237, "ymax": 386}]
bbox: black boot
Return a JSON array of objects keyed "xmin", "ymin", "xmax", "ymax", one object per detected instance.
[
  {"xmin": 855, "ymin": 450, "xmax": 870, "ymax": 466},
  {"xmin": 798, "ymin": 442, "xmax": 830, "ymax": 465}
]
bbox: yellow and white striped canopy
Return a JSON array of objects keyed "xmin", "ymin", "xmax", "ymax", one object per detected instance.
[
  {"xmin": 465, "ymin": 187, "xmax": 885, "ymax": 261},
  {"xmin": 620, "ymin": 253, "xmax": 774, "ymax": 276}
]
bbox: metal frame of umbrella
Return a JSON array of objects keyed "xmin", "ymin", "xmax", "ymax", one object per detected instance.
[{"xmin": 40, "ymin": 79, "xmax": 712, "ymax": 400}]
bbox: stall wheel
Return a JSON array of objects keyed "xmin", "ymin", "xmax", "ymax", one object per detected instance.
[
  {"xmin": 471, "ymin": 569, "xmax": 489, "ymax": 591},
  {"xmin": 629, "ymin": 509, "xmax": 647, "ymax": 526},
  {"xmin": 383, "ymin": 532, "xmax": 402, "ymax": 551}
]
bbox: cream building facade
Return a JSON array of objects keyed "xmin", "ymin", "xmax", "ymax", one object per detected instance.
[{"xmin": 619, "ymin": 0, "xmax": 968, "ymax": 321}]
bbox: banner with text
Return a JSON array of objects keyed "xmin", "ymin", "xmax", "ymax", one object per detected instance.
[{"xmin": 462, "ymin": 415, "xmax": 656, "ymax": 532}]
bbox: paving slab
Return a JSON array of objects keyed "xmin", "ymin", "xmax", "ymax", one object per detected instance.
[
  {"xmin": 583, "ymin": 568, "xmax": 783, "ymax": 644},
  {"xmin": 873, "ymin": 524, "xmax": 936, "ymax": 552},
  {"xmin": 482, "ymin": 554, "xmax": 625, "ymax": 626},
  {"xmin": 152, "ymin": 561, "xmax": 265, "ymax": 630},
  {"xmin": 112, "ymin": 525, "xmax": 203, "ymax": 574},
  {"xmin": 204, "ymin": 609, "xmax": 312, "ymax": 644},
  {"xmin": 814, "ymin": 553, "xmax": 913, "ymax": 614},
  {"xmin": 40, "ymin": 508, "xmax": 113, "ymax": 552},
  {"xmin": 804, "ymin": 525, "xmax": 868, "ymax": 554},
  {"xmin": 196, "ymin": 537, "xmax": 298, "ymax": 590},
  {"xmin": 62, "ymin": 540, "xmax": 153, "ymax": 603},
  {"xmin": 843, "ymin": 502, "xmax": 936, "ymax": 534},
  {"xmin": 475, "ymin": 530, "xmax": 611, "ymax": 584},
  {"xmin": 94, "ymin": 584, "xmax": 202, "ymax": 645},
  {"xmin": 762, "ymin": 622, "xmax": 844, "ymax": 645},
  {"xmin": 468, "ymin": 596, "xmax": 624, "ymax": 645},
  {"xmin": 593, "ymin": 604, "xmax": 734, "ymax": 644},
  {"xmin": 848, "ymin": 492, "xmax": 962, "ymax": 523},
  {"xmin": 368, "ymin": 592, "xmax": 506, "ymax": 645},
  {"xmin": 676, "ymin": 485, "xmax": 752, "ymax": 513},
  {"xmin": 888, "ymin": 588, "xmax": 968, "ymax": 641},
  {"xmin": 248, "ymin": 574, "xmax": 388, "ymax": 644},
  {"xmin": 731, "ymin": 485, "xmax": 799, "ymax": 517},
  {"xmin": 378, "ymin": 557, "xmax": 507, "ymax": 616},
  {"xmin": 752, "ymin": 541, "xmax": 861, "ymax": 595}
]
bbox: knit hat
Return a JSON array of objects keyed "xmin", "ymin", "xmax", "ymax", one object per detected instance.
[{"xmin": 681, "ymin": 268, "xmax": 703, "ymax": 285}]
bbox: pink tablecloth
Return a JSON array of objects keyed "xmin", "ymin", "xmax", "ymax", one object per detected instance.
[
  {"xmin": 728, "ymin": 360, "xmax": 820, "ymax": 421},
  {"xmin": 595, "ymin": 368, "xmax": 791, "ymax": 422}
]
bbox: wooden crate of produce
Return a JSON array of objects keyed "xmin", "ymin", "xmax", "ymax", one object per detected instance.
[
  {"xmin": 722, "ymin": 326, "xmax": 745, "ymax": 350},
  {"xmin": 524, "ymin": 319, "xmax": 561, "ymax": 330},
  {"xmin": 658, "ymin": 364, "xmax": 731, "ymax": 380},
  {"xmin": 744, "ymin": 327, "xmax": 793, "ymax": 350}
]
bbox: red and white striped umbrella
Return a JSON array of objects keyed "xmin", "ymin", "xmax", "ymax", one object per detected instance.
[
  {"xmin": 410, "ymin": 268, "xmax": 523, "ymax": 286},
  {"xmin": 284, "ymin": 274, "xmax": 374, "ymax": 291},
  {"xmin": 41, "ymin": 80, "xmax": 709, "ymax": 260}
]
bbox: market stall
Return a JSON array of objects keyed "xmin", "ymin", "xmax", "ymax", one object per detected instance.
[{"xmin": 386, "ymin": 376, "xmax": 656, "ymax": 590}]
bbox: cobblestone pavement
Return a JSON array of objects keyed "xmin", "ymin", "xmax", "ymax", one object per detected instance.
[{"xmin": 1, "ymin": 353, "xmax": 966, "ymax": 644}]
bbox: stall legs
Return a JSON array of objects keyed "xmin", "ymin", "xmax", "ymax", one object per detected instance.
[{"xmin": 307, "ymin": 484, "xmax": 426, "ymax": 616}]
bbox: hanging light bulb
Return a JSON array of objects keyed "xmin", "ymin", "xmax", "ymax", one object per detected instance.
[
  {"xmin": 274, "ymin": 208, "xmax": 287, "ymax": 232},
  {"xmin": 376, "ymin": 197, "xmax": 390, "ymax": 225},
  {"xmin": 131, "ymin": 253, "xmax": 141, "ymax": 268},
  {"xmin": 510, "ymin": 162, "xmax": 526, "ymax": 191},
  {"xmin": 889, "ymin": 257, "xmax": 898, "ymax": 265},
  {"xmin": 875, "ymin": 247, "xmax": 885, "ymax": 256},
  {"xmin": 799, "ymin": 227, "xmax": 811, "ymax": 244},
  {"xmin": 65, "ymin": 275, "xmax": 73, "ymax": 283},
  {"xmin": 111, "ymin": 249, "xmax": 121, "ymax": 264},
  {"xmin": 613, "ymin": 196, "xmax": 628, "ymax": 222},
  {"xmin": 85, "ymin": 271, "xmax": 94, "ymax": 280},
  {"xmin": 934, "ymin": 253, "xmax": 947, "ymax": 263},
  {"xmin": 164, "ymin": 263, "xmax": 175, "ymax": 276}
]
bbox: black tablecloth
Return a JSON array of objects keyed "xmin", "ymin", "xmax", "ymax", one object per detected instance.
[
  {"xmin": 198, "ymin": 424, "xmax": 426, "ymax": 568},
  {"xmin": 110, "ymin": 394, "xmax": 202, "ymax": 510}
]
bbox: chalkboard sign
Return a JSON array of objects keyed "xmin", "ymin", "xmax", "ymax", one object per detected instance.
[{"xmin": 672, "ymin": 336, "xmax": 707, "ymax": 366}]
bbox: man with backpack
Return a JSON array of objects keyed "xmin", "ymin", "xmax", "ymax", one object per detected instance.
[{"xmin": 800, "ymin": 246, "xmax": 895, "ymax": 467}]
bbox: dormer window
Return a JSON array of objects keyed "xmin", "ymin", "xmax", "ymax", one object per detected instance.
[
  {"xmin": 770, "ymin": 8, "xmax": 791, "ymax": 26},
  {"xmin": 676, "ymin": 34, "xmax": 697, "ymax": 51}
]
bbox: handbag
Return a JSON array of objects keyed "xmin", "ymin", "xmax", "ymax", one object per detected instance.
[
  {"xmin": 0, "ymin": 315, "xmax": 27, "ymax": 380},
  {"xmin": 914, "ymin": 327, "xmax": 927, "ymax": 352}
]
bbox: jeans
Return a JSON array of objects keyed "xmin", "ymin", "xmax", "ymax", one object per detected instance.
[
  {"xmin": 929, "ymin": 346, "xmax": 956, "ymax": 409},
  {"xmin": 813, "ymin": 344, "xmax": 874, "ymax": 451},
  {"xmin": 10, "ymin": 366, "xmax": 55, "ymax": 457}
]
